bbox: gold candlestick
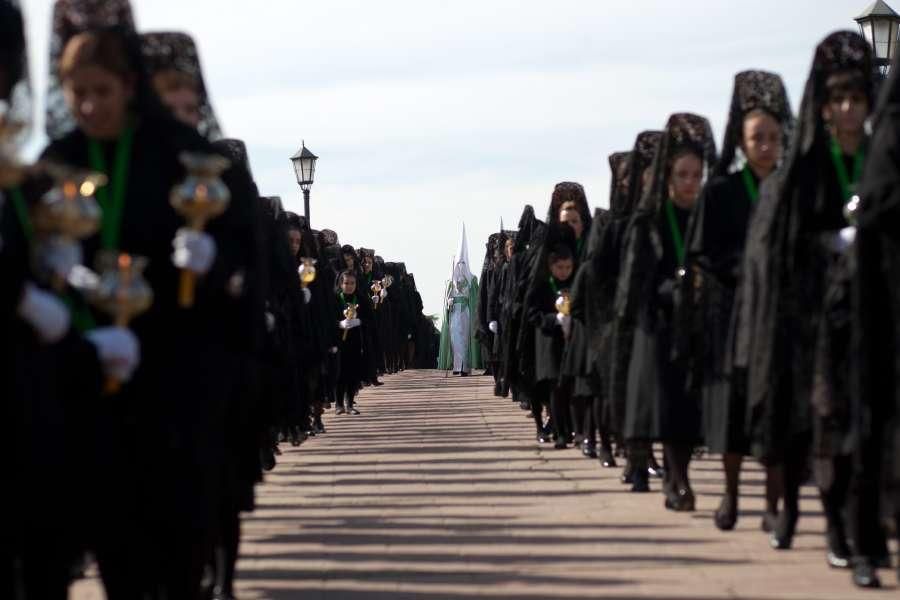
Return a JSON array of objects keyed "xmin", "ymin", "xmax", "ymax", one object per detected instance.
[
  {"xmin": 342, "ymin": 303, "xmax": 358, "ymax": 341},
  {"xmin": 32, "ymin": 164, "xmax": 105, "ymax": 291},
  {"xmin": 88, "ymin": 251, "xmax": 153, "ymax": 394},
  {"xmin": 370, "ymin": 279, "xmax": 383, "ymax": 309},
  {"xmin": 555, "ymin": 289, "xmax": 571, "ymax": 316},
  {"xmin": 298, "ymin": 257, "xmax": 317, "ymax": 288},
  {"xmin": 170, "ymin": 152, "xmax": 231, "ymax": 308}
]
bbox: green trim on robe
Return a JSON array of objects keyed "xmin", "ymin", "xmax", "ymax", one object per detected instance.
[{"xmin": 437, "ymin": 277, "xmax": 483, "ymax": 371}]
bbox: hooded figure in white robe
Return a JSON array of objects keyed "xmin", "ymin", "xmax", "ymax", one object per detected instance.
[{"xmin": 438, "ymin": 225, "xmax": 481, "ymax": 374}]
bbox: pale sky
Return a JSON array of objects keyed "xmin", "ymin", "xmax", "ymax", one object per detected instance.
[{"xmin": 19, "ymin": 0, "xmax": 873, "ymax": 322}]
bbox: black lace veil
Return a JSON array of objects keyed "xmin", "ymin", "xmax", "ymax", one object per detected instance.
[{"xmin": 141, "ymin": 31, "xmax": 223, "ymax": 140}]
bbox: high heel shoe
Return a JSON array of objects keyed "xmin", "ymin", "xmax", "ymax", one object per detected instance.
[
  {"xmin": 714, "ymin": 493, "xmax": 738, "ymax": 531},
  {"xmin": 769, "ymin": 511, "xmax": 797, "ymax": 550}
]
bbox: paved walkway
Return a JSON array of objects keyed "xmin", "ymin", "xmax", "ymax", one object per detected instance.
[{"xmin": 72, "ymin": 369, "xmax": 897, "ymax": 599}]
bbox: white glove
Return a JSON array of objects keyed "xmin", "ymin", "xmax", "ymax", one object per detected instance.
[
  {"xmin": 264, "ymin": 311, "xmax": 276, "ymax": 332},
  {"xmin": 17, "ymin": 283, "xmax": 71, "ymax": 344},
  {"xmin": 36, "ymin": 237, "xmax": 83, "ymax": 283},
  {"xmin": 556, "ymin": 312, "xmax": 572, "ymax": 336},
  {"xmin": 86, "ymin": 326, "xmax": 140, "ymax": 382},
  {"xmin": 67, "ymin": 264, "xmax": 101, "ymax": 292},
  {"xmin": 380, "ymin": 289, "xmax": 388, "ymax": 300},
  {"xmin": 301, "ymin": 287, "xmax": 312, "ymax": 304},
  {"xmin": 488, "ymin": 320, "xmax": 498, "ymax": 334},
  {"xmin": 339, "ymin": 318, "xmax": 361, "ymax": 330},
  {"xmin": 171, "ymin": 228, "xmax": 216, "ymax": 275},
  {"xmin": 329, "ymin": 346, "xmax": 339, "ymax": 354}
]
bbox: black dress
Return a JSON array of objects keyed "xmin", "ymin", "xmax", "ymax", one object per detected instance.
[
  {"xmin": 40, "ymin": 113, "xmax": 261, "ymax": 573},
  {"xmin": 687, "ymin": 171, "xmax": 756, "ymax": 454},
  {"xmin": 621, "ymin": 206, "xmax": 700, "ymax": 443},
  {"xmin": 527, "ymin": 276, "xmax": 570, "ymax": 383}
]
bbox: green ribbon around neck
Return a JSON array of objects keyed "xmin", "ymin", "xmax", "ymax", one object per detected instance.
[
  {"xmin": 10, "ymin": 187, "xmax": 33, "ymax": 241},
  {"xmin": 339, "ymin": 292, "xmax": 357, "ymax": 307},
  {"xmin": 741, "ymin": 166, "xmax": 759, "ymax": 204},
  {"xmin": 548, "ymin": 276, "xmax": 561, "ymax": 296},
  {"xmin": 664, "ymin": 199, "xmax": 686, "ymax": 267},
  {"xmin": 88, "ymin": 121, "xmax": 135, "ymax": 250},
  {"xmin": 828, "ymin": 135, "xmax": 865, "ymax": 205}
]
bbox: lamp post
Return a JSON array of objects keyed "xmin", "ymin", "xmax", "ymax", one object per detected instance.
[
  {"xmin": 855, "ymin": 0, "xmax": 900, "ymax": 79},
  {"xmin": 290, "ymin": 141, "xmax": 318, "ymax": 226}
]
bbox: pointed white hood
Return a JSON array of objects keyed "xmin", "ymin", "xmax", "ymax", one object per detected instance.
[{"xmin": 451, "ymin": 223, "xmax": 473, "ymax": 291}]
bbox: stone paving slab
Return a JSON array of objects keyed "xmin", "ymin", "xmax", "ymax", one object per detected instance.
[{"xmin": 71, "ymin": 369, "xmax": 898, "ymax": 599}]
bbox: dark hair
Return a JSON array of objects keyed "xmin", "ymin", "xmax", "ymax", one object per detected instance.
[
  {"xmin": 825, "ymin": 69, "xmax": 869, "ymax": 101},
  {"xmin": 59, "ymin": 29, "xmax": 135, "ymax": 83},
  {"xmin": 547, "ymin": 244, "xmax": 573, "ymax": 264}
]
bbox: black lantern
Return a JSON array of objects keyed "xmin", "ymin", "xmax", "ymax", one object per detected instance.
[
  {"xmin": 290, "ymin": 142, "xmax": 318, "ymax": 224},
  {"xmin": 856, "ymin": 0, "xmax": 900, "ymax": 76}
]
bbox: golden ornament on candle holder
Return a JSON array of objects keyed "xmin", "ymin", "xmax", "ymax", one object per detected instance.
[{"xmin": 170, "ymin": 152, "xmax": 231, "ymax": 308}]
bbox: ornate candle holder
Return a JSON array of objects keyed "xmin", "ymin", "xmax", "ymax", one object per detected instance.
[
  {"xmin": 89, "ymin": 251, "xmax": 153, "ymax": 393},
  {"xmin": 342, "ymin": 302, "xmax": 358, "ymax": 341},
  {"xmin": 32, "ymin": 164, "xmax": 106, "ymax": 291},
  {"xmin": 0, "ymin": 107, "xmax": 27, "ymax": 188},
  {"xmin": 370, "ymin": 279, "xmax": 383, "ymax": 308},
  {"xmin": 555, "ymin": 289, "xmax": 571, "ymax": 317},
  {"xmin": 170, "ymin": 152, "xmax": 231, "ymax": 308},
  {"xmin": 298, "ymin": 257, "xmax": 317, "ymax": 288}
]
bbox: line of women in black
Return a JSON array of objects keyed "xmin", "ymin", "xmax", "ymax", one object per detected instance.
[
  {"xmin": 479, "ymin": 30, "xmax": 899, "ymax": 590},
  {"xmin": 0, "ymin": 1, "xmax": 437, "ymax": 598}
]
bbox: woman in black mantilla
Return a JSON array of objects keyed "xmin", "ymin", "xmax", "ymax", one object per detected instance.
[
  {"xmin": 852, "ymin": 38, "xmax": 900, "ymax": 588},
  {"xmin": 334, "ymin": 269, "xmax": 373, "ymax": 414},
  {"xmin": 358, "ymin": 247, "xmax": 386, "ymax": 386},
  {"xmin": 608, "ymin": 130, "xmax": 662, "ymax": 490},
  {"xmin": 2, "ymin": 1, "xmax": 119, "ymax": 596},
  {"xmin": 39, "ymin": 3, "xmax": 261, "ymax": 596},
  {"xmin": 477, "ymin": 231, "xmax": 506, "ymax": 389},
  {"xmin": 499, "ymin": 205, "xmax": 545, "ymax": 414},
  {"xmin": 682, "ymin": 70, "xmax": 793, "ymax": 532},
  {"xmin": 567, "ymin": 151, "xmax": 630, "ymax": 466},
  {"xmin": 521, "ymin": 182, "xmax": 592, "ymax": 447},
  {"xmin": 740, "ymin": 31, "xmax": 873, "ymax": 554},
  {"xmin": 616, "ymin": 113, "xmax": 716, "ymax": 510},
  {"xmin": 287, "ymin": 213, "xmax": 336, "ymax": 434},
  {"xmin": 140, "ymin": 30, "xmax": 222, "ymax": 140}
]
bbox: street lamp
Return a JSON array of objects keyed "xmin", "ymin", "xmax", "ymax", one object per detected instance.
[
  {"xmin": 290, "ymin": 141, "xmax": 318, "ymax": 225},
  {"xmin": 855, "ymin": 0, "xmax": 900, "ymax": 78}
]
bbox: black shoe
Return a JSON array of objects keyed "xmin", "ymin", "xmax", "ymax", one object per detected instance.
[
  {"xmin": 621, "ymin": 463, "xmax": 634, "ymax": 485},
  {"xmin": 373, "ymin": 380, "xmax": 384, "ymax": 386},
  {"xmin": 314, "ymin": 419, "xmax": 326, "ymax": 434},
  {"xmin": 631, "ymin": 469, "xmax": 650, "ymax": 492},
  {"xmin": 598, "ymin": 447, "xmax": 617, "ymax": 468},
  {"xmin": 350, "ymin": 407, "xmax": 361, "ymax": 415},
  {"xmin": 519, "ymin": 400, "xmax": 531, "ymax": 411},
  {"xmin": 290, "ymin": 426, "xmax": 307, "ymax": 447},
  {"xmin": 554, "ymin": 438, "xmax": 568, "ymax": 450},
  {"xmin": 273, "ymin": 444, "xmax": 282, "ymax": 456},
  {"xmin": 825, "ymin": 527, "xmax": 851, "ymax": 569},
  {"xmin": 769, "ymin": 512, "xmax": 797, "ymax": 550},
  {"xmin": 714, "ymin": 494, "xmax": 738, "ymax": 531},
  {"xmin": 261, "ymin": 448, "xmax": 276, "ymax": 472},
  {"xmin": 537, "ymin": 432, "xmax": 552, "ymax": 444},
  {"xmin": 582, "ymin": 440, "xmax": 598, "ymax": 459},
  {"xmin": 852, "ymin": 561, "xmax": 881, "ymax": 588},
  {"xmin": 335, "ymin": 406, "xmax": 346, "ymax": 415},
  {"xmin": 664, "ymin": 487, "xmax": 695, "ymax": 512},
  {"xmin": 460, "ymin": 372, "xmax": 470, "ymax": 377},
  {"xmin": 647, "ymin": 462, "xmax": 665, "ymax": 479}
]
